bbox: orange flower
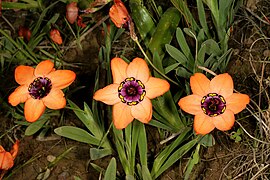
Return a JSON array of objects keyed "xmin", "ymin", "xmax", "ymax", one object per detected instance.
[
  {"xmin": 0, "ymin": 140, "xmax": 19, "ymax": 170},
  {"xmin": 50, "ymin": 29, "xmax": 63, "ymax": 45},
  {"xmin": 109, "ymin": 0, "xmax": 130, "ymax": 28},
  {"xmin": 8, "ymin": 60, "xmax": 76, "ymax": 122},
  {"xmin": 93, "ymin": 57, "xmax": 170, "ymax": 129},
  {"xmin": 66, "ymin": 2, "xmax": 79, "ymax": 24},
  {"xmin": 178, "ymin": 73, "xmax": 250, "ymax": 135}
]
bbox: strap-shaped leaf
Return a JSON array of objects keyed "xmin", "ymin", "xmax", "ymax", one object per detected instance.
[
  {"xmin": 54, "ymin": 126, "xmax": 101, "ymax": 145},
  {"xmin": 104, "ymin": 158, "xmax": 117, "ymax": 180}
]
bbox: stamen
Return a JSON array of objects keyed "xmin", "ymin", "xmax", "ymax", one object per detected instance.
[
  {"xmin": 118, "ymin": 77, "xmax": 146, "ymax": 106},
  {"xmin": 28, "ymin": 77, "xmax": 52, "ymax": 99},
  {"xmin": 201, "ymin": 93, "xmax": 226, "ymax": 117}
]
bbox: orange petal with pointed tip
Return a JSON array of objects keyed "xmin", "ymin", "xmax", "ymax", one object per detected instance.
[
  {"xmin": 24, "ymin": 98, "xmax": 46, "ymax": 122},
  {"xmin": 178, "ymin": 94, "xmax": 202, "ymax": 115},
  {"xmin": 93, "ymin": 84, "xmax": 120, "ymax": 105},
  {"xmin": 0, "ymin": 151, "xmax": 14, "ymax": 170},
  {"xmin": 145, "ymin": 77, "xmax": 170, "ymax": 99},
  {"xmin": 226, "ymin": 93, "xmax": 250, "ymax": 114},
  {"xmin": 10, "ymin": 140, "xmax": 19, "ymax": 159},
  {"xmin": 190, "ymin": 73, "xmax": 210, "ymax": 96},
  {"xmin": 42, "ymin": 89, "xmax": 66, "ymax": 109},
  {"xmin": 210, "ymin": 73, "xmax": 233, "ymax": 98},
  {"xmin": 34, "ymin": 60, "xmax": 54, "ymax": 77},
  {"xmin": 131, "ymin": 97, "xmax": 152, "ymax": 123},
  {"xmin": 213, "ymin": 110, "xmax": 235, "ymax": 131},
  {"xmin": 8, "ymin": 85, "xmax": 29, "ymax": 106},
  {"xmin": 127, "ymin": 58, "xmax": 150, "ymax": 83},
  {"xmin": 194, "ymin": 113, "xmax": 215, "ymax": 135},
  {"xmin": 47, "ymin": 70, "xmax": 76, "ymax": 89},
  {"xmin": 15, "ymin": 65, "xmax": 35, "ymax": 85},
  {"xmin": 111, "ymin": 58, "xmax": 128, "ymax": 84},
  {"xmin": 112, "ymin": 102, "xmax": 133, "ymax": 129}
]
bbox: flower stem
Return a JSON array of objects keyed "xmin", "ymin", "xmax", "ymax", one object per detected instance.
[{"xmin": 133, "ymin": 38, "xmax": 179, "ymax": 86}]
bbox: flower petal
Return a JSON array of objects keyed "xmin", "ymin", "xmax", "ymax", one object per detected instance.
[
  {"xmin": 190, "ymin": 73, "xmax": 210, "ymax": 96},
  {"xmin": 8, "ymin": 85, "xmax": 29, "ymax": 106},
  {"xmin": 127, "ymin": 58, "xmax": 150, "ymax": 83},
  {"xmin": 47, "ymin": 70, "xmax": 76, "ymax": 89},
  {"xmin": 145, "ymin": 77, "xmax": 170, "ymax": 99},
  {"xmin": 210, "ymin": 73, "xmax": 233, "ymax": 98},
  {"xmin": 112, "ymin": 102, "xmax": 133, "ymax": 129},
  {"xmin": 131, "ymin": 97, "xmax": 152, "ymax": 124},
  {"xmin": 24, "ymin": 98, "xmax": 46, "ymax": 122},
  {"xmin": 111, "ymin": 57, "xmax": 128, "ymax": 84},
  {"xmin": 194, "ymin": 113, "xmax": 215, "ymax": 135},
  {"xmin": 93, "ymin": 84, "xmax": 120, "ymax": 105},
  {"xmin": 10, "ymin": 140, "xmax": 19, "ymax": 159},
  {"xmin": 226, "ymin": 93, "xmax": 250, "ymax": 114},
  {"xmin": 178, "ymin": 94, "xmax": 202, "ymax": 115},
  {"xmin": 213, "ymin": 110, "xmax": 235, "ymax": 131},
  {"xmin": 0, "ymin": 151, "xmax": 14, "ymax": 170},
  {"xmin": 109, "ymin": 0, "xmax": 130, "ymax": 28},
  {"xmin": 15, "ymin": 65, "xmax": 35, "ymax": 85},
  {"xmin": 34, "ymin": 60, "xmax": 55, "ymax": 77},
  {"xmin": 42, "ymin": 89, "xmax": 66, "ymax": 109}
]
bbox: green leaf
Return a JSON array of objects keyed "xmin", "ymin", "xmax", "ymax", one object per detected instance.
[
  {"xmin": 2, "ymin": 1, "xmax": 38, "ymax": 9},
  {"xmin": 165, "ymin": 44, "xmax": 189, "ymax": 67},
  {"xmin": 104, "ymin": 158, "xmax": 117, "ymax": 180},
  {"xmin": 148, "ymin": 119, "xmax": 174, "ymax": 131},
  {"xmin": 170, "ymin": 0, "xmax": 199, "ymax": 31},
  {"xmin": 73, "ymin": 176, "xmax": 82, "ymax": 180},
  {"xmin": 137, "ymin": 123, "xmax": 147, "ymax": 166},
  {"xmin": 151, "ymin": 128, "xmax": 192, "ymax": 178},
  {"xmin": 197, "ymin": 0, "xmax": 210, "ymax": 38},
  {"xmin": 67, "ymin": 100, "xmax": 110, "ymax": 149},
  {"xmin": 176, "ymin": 67, "xmax": 192, "ymax": 79},
  {"xmin": 184, "ymin": 144, "xmax": 200, "ymax": 180},
  {"xmin": 155, "ymin": 139, "xmax": 197, "ymax": 179},
  {"xmin": 197, "ymin": 43, "xmax": 206, "ymax": 66},
  {"xmin": 201, "ymin": 39, "xmax": 221, "ymax": 55},
  {"xmin": 176, "ymin": 27, "xmax": 194, "ymax": 63},
  {"xmin": 183, "ymin": 28, "xmax": 196, "ymax": 39},
  {"xmin": 142, "ymin": 165, "xmax": 152, "ymax": 180},
  {"xmin": 54, "ymin": 126, "xmax": 101, "ymax": 145},
  {"xmin": 130, "ymin": 1, "xmax": 155, "ymax": 45},
  {"xmin": 164, "ymin": 63, "xmax": 180, "ymax": 74},
  {"xmin": 199, "ymin": 134, "xmax": 215, "ymax": 147},
  {"xmin": 25, "ymin": 118, "xmax": 48, "ymax": 136},
  {"xmin": 90, "ymin": 148, "xmax": 112, "ymax": 160},
  {"xmin": 148, "ymin": 7, "xmax": 181, "ymax": 57}
]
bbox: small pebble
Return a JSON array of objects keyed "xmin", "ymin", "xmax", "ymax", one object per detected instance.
[{"xmin": 47, "ymin": 155, "xmax": 56, "ymax": 162}]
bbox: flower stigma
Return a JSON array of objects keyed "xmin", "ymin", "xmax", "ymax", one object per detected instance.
[
  {"xmin": 118, "ymin": 77, "xmax": 146, "ymax": 106},
  {"xmin": 201, "ymin": 93, "xmax": 226, "ymax": 117},
  {"xmin": 28, "ymin": 77, "xmax": 52, "ymax": 99}
]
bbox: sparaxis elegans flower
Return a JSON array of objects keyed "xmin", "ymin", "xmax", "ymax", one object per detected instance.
[
  {"xmin": 93, "ymin": 57, "xmax": 170, "ymax": 129},
  {"xmin": 178, "ymin": 73, "xmax": 250, "ymax": 135},
  {"xmin": 8, "ymin": 60, "xmax": 76, "ymax": 122},
  {"xmin": 0, "ymin": 140, "xmax": 19, "ymax": 171}
]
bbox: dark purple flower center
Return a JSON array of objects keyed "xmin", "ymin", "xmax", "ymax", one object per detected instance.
[
  {"xmin": 28, "ymin": 77, "xmax": 52, "ymax": 99},
  {"xmin": 118, "ymin": 77, "xmax": 146, "ymax": 106},
  {"xmin": 201, "ymin": 93, "xmax": 226, "ymax": 117}
]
